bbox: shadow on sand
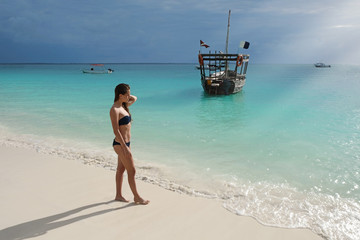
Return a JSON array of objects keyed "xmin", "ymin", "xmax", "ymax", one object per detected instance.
[{"xmin": 0, "ymin": 200, "xmax": 135, "ymax": 240}]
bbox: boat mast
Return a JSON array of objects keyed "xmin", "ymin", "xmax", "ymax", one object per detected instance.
[
  {"xmin": 225, "ymin": 10, "xmax": 231, "ymax": 77},
  {"xmin": 225, "ymin": 9, "xmax": 231, "ymax": 55}
]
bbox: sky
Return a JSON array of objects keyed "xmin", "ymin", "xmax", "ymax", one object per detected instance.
[{"xmin": 1, "ymin": 0, "xmax": 360, "ymax": 64}]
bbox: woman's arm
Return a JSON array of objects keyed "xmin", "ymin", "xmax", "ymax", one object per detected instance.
[{"xmin": 128, "ymin": 95, "xmax": 137, "ymax": 107}]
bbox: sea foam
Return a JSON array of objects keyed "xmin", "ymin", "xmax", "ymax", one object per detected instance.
[{"xmin": 1, "ymin": 129, "xmax": 359, "ymax": 240}]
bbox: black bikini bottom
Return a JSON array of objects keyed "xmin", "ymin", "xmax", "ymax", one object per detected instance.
[{"xmin": 113, "ymin": 139, "xmax": 130, "ymax": 147}]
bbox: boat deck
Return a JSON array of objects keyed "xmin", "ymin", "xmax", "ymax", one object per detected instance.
[{"xmin": 198, "ymin": 52, "xmax": 249, "ymax": 78}]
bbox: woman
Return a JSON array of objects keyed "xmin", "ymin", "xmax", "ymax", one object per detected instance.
[{"xmin": 110, "ymin": 83, "xmax": 149, "ymax": 205}]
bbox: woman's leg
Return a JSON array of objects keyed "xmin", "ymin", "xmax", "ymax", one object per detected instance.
[
  {"xmin": 115, "ymin": 158, "xmax": 128, "ymax": 202},
  {"xmin": 113, "ymin": 146, "xmax": 149, "ymax": 204}
]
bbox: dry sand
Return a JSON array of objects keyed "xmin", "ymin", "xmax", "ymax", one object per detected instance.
[{"xmin": 0, "ymin": 146, "xmax": 323, "ymax": 240}]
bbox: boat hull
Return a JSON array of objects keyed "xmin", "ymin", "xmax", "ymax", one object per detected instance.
[
  {"xmin": 82, "ymin": 69, "xmax": 113, "ymax": 74},
  {"xmin": 201, "ymin": 75, "xmax": 246, "ymax": 95},
  {"xmin": 314, "ymin": 63, "xmax": 331, "ymax": 68}
]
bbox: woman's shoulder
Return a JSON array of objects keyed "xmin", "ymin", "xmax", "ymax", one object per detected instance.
[
  {"xmin": 110, "ymin": 104, "xmax": 120, "ymax": 115},
  {"xmin": 110, "ymin": 104, "xmax": 127, "ymax": 115}
]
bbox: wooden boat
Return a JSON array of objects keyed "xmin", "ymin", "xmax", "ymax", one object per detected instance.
[
  {"xmin": 82, "ymin": 64, "xmax": 114, "ymax": 74},
  {"xmin": 198, "ymin": 52, "xmax": 250, "ymax": 95},
  {"xmin": 197, "ymin": 10, "xmax": 250, "ymax": 95}
]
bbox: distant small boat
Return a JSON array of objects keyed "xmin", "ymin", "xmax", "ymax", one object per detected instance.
[
  {"xmin": 82, "ymin": 64, "xmax": 114, "ymax": 74},
  {"xmin": 314, "ymin": 63, "xmax": 331, "ymax": 68}
]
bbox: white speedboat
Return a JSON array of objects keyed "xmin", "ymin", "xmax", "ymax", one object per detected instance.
[
  {"xmin": 314, "ymin": 63, "xmax": 331, "ymax": 68},
  {"xmin": 82, "ymin": 64, "xmax": 114, "ymax": 74}
]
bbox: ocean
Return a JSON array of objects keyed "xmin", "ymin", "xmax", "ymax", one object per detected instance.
[{"xmin": 0, "ymin": 63, "xmax": 359, "ymax": 240}]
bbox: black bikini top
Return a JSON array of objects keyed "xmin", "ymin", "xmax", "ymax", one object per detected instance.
[{"xmin": 118, "ymin": 115, "xmax": 131, "ymax": 125}]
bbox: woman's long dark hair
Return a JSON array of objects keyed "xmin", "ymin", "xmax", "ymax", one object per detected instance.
[{"xmin": 114, "ymin": 83, "xmax": 131, "ymax": 115}]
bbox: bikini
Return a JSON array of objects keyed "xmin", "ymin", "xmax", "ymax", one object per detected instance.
[
  {"xmin": 113, "ymin": 115, "xmax": 131, "ymax": 147},
  {"xmin": 118, "ymin": 115, "xmax": 131, "ymax": 126}
]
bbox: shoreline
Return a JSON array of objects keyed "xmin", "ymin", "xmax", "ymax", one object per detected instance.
[{"xmin": 0, "ymin": 145, "xmax": 323, "ymax": 240}]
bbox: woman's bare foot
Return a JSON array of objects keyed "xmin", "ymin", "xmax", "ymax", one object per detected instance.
[
  {"xmin": 115, "ymin": 196, "xmax": 129, "ymax": 202},
  {"xmin": 134, "ymin": 197, "xmax": 150, "ymax": 205}
]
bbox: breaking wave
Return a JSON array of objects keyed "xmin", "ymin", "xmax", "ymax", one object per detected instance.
[{"xmin": 1, "ymin": 129, "xmax": 359, "ymax": 240}]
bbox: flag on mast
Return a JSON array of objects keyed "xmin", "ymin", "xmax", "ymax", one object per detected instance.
[
  {"xmin": 200, "ymin": 40, "xmax": 210, "ymax": 48},
  {"xmin": 239, "ymin": 41, "xmax": 250, "ymax": 49}
]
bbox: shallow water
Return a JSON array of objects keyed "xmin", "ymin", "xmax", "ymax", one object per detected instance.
[{"xmin": 1, "ymin": 63, "xmax": 359, "ymax": 240}]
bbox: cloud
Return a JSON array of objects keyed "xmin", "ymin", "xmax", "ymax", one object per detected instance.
[
  {"xmin": 330, "ymin": 25, "xmax": 359, "ymax": 29},
  {"xmin": 0, "ymin": 0, "xmax": 359, "ymax": 63}
]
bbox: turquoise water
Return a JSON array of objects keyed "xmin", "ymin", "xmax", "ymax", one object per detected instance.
[{"xmin": 1, "ymin": 64, "xmax": 359, "ymax": 239}]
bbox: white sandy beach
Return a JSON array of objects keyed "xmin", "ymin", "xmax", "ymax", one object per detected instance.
[{"xmin": 0, "ymin": 145, "xmax": 323, "ymax": 240}]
